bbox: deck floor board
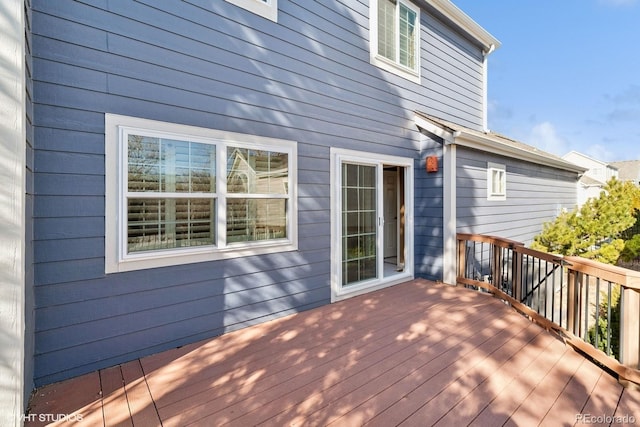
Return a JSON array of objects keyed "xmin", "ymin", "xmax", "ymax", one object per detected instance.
[{"xmin": 25, "ymin": 279, "xmax": 639, "ymax": 426}]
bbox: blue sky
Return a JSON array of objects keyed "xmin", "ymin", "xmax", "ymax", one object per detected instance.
[{"xmin": 454, "ymin": 0, "xmax": 640, "ymax": 162}]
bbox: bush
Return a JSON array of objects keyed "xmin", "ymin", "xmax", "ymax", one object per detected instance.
[
  {"xmin": 587, "ymin": 284, "xmax": 620, "ymax": 359},
  {"xmin": 620, "ymin": 234, "xmax": 640, "ymax": 263}
]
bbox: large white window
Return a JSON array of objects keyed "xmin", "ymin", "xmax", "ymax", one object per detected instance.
[
  {"xmin": 370, "ymin": 0, "xmax": 421, "ymax": 83},
  {"xmin": 487, "ymin": 162, "xmax": 506, "ymax": 200},
  {"xmin": 225, "ymin": 0, "xmax": 278, "ymax": 22},
  {"xmin": 105, "ymin": 114, "xmax": 297, "ymax": 273}
]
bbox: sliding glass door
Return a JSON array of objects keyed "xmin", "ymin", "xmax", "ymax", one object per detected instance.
[
  {"xmin": 331, "ymin": 149, "xmax": 414, "ymax": 299},
  {"xmin": 342, "ymin": 163, "xmax": 377, "ymax": 286}
]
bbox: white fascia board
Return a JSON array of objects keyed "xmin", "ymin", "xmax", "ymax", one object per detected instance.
[
  {"xmin": 414, "ymin": 113, "xmax": 455, "ymax": 144},
  {"xmin": 426, "ymin": 0, "xmax": 501, "ymax": 53},
  {"xmin": 454, "ymin": 131, "xmax": 587, "ymax": 174},
  {"xmin": 563, "ymin": 150, "xmax": 612, "ymax": 168}
]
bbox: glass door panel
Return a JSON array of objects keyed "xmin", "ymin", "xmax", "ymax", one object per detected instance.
[{"xmin": 341, "ymin": 163, "xmax": 377, "ymax": 286}]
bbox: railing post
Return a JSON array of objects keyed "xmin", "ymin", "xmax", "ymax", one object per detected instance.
[
  {"xmin": 512, "ymin": 248, "xmax": 523, "ymax": 302},
  {"xmin": 492, "ymin": 243, "xmax": 502, "ymax": 289},
  {"xmin": 567, "ymin": 270, "xmax": 581, "ymax": 336},
  {"xmin": 545, "ymin": 263, "xmax": 554, "ymax": 321},
  {"xmin": 620, "ymin": 287, "xmax": 640, "ymax": 369},
  {"xmin": 457, "ymin": 238, "xmax": 466, "ymax": 285}
]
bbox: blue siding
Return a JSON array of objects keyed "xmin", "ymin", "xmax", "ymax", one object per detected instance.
[
  {"xmin": 416, "ymin": 136, "xmax": 445, "ymax": 280},
  {"xmin": 456, "ymin": 147, "xmax": 579, "ymax": 244},
  {"xmin": 31, "ymin": 0, "xmax": 486, "ymax": 384}
]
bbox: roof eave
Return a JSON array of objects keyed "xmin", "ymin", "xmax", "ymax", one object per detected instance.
[
  {"xmin": 414, "ymin": 113, "xmax": 456, "ymax": 144},
  {"xmin": 414, "ymin": 112, "xmax": 587, "ymax": 174},
  {"xmin": 427, "ymin": 0, "xmax": 501, "ymax": 53},
  {"xmin": 454, "ymin": 130, "xmax": 587, "ymax": 174}
]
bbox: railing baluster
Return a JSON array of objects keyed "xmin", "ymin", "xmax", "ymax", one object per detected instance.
[
  {"xmin": 568, "ymin": 270, "xmax": 577, "ymax": 336},
  {"xmin": 607, "ymin": 281, "xmax": 612, "ymax": 357},
  {"xmin": 578, "ymin": 271, "xmax": 583, "ymax": 337},
  {"xmin": 467, "ymin": 241, "xmax": 472, "ymax": 280},
  {"xmin": 584, "ymin": 275, "xmax": 590, "ymax": 342},
  {"xmin": 479, "ymin": 241, "xmax": 483, "ymax": 282},
  {"xmin": 511, "ymin": 247, "xmax": 516, "ymax": 299},
  {"xmin": 594, "ymin": 277, "xmax": 600, "ymax": 353},
  {"xmin": 538, "ymin": 260, "xmax": 549, "ymax": 317},
  {"xmin": 551, "ymin": 261, "xmax": 556, "ymax": 323},
  {"xmin": 544, "ymin": 260, "xmax": 549, "ymax": 318},
  {"xmin": 468, "ymin": 241, "xmax": 471, "ymax": 279},
  {"xmin": 524, "ymin": 255, "xmax": 530, "ymax": 305},
  {"xmin": 537, "ymin": 257, "xmax": 542, "ymax": 316},
  {"xmin": 472, "ymin": 241, "xmax": 477, "ymax": 281},
  {"xmin": 559, "ymin": 265, "xmax": 565, "ymax": 329}
]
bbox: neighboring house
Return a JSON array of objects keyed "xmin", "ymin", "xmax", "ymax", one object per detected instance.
[
  {"xmin": 1, "ymin": 0, "xmax": 584, "ymax": 422},
  {"xmin": 563, "ymin": 151, "xmax": 619, "ymax": 206},
  {"xmin": 610, "ymin": 160, "xmax": 640, "ymax": 187}
]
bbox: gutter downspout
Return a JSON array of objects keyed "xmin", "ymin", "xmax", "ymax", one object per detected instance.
[{"xmin": 482, "ymin": 44, "xmax": 496, "ymax": 132}]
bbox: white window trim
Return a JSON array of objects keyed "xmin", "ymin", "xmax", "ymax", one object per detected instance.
[
  {"xmin": 369, "ymin": 0, "xmax": 421, "ymax": 84},
  {"xmin": 105, "ymin": 114, "xmax": 297, "ymax": 273},
  {"xmin": 225, "ymin": 0, "xmax": 278, "ymax": 22},
  {"xmin": 487, "ymin": 162, "xmax": 506, "ymax": 201}
]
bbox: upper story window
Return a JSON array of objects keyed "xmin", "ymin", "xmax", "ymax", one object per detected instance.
[
  {"xmin": 225, "ymin": 0, "xmax": 278, "ymax": 22},
  {"xmin": 105, "ymin": 114, "xmax": 297, "ymax": 273},
  {"xmin": 370, "ymin": 0, "xmax": 421, "ymax": 83},
  {"xmin": 487, "ymin": 162, "xmax": 506, "ymax": 201}
]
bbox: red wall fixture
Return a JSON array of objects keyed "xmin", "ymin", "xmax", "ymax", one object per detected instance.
[{"xmin": 426, "ymin": 156, "xmax": 438, "ymax": 173}]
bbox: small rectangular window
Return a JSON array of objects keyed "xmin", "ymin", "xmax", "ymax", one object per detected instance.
[
  {"xmin": 105, "ymin": 114, "xmax": 297, "ymax": 273},
  {"xmin": 487, "ymin": 162, "xmax": 506, "ymax": 200},
  {"xmin": 370, "ymin": 0, "xmax": 420, "ymax": 83}
]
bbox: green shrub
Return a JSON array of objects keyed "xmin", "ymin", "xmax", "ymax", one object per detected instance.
[
  {"xmin": 587, "ymin": 284, "xmax": 620, "ymax": 359},
  {"xmin": 620, "ymin": 234, "xmax": 640, "ymax": 263}
]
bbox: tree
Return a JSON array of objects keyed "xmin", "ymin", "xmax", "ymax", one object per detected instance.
[
  {"xmin": 620, "ymin": 234, "xmax": 640, "ymax": 263},
  {"xmin": 531, "ymin": 178, "xmax": 640, "ymax": 264}
]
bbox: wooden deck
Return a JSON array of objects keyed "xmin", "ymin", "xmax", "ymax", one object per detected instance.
[{"xmin": 26, "ymin": 279, "xmax": 640, "ymax": 426}]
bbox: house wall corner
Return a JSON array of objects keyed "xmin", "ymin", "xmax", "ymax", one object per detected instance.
[{"xmin": 0, "ymin": 0, "xmax": 30, "ymax": 424}]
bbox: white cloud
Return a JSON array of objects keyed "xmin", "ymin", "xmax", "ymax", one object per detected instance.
[
  {"xmin": 497, "ymin": 120, "xmax": 623, "ymax": 161},
  {"xmin": 527, "ymin": 122, "xmax": 570, "ymax": 157},
  {"xmin": 526, "ymin": 122, "xmax": 617, "ymax": 161},
  {"xmin": 584, "ymin": 144, "xmax": 617, "ymax": 162}
]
